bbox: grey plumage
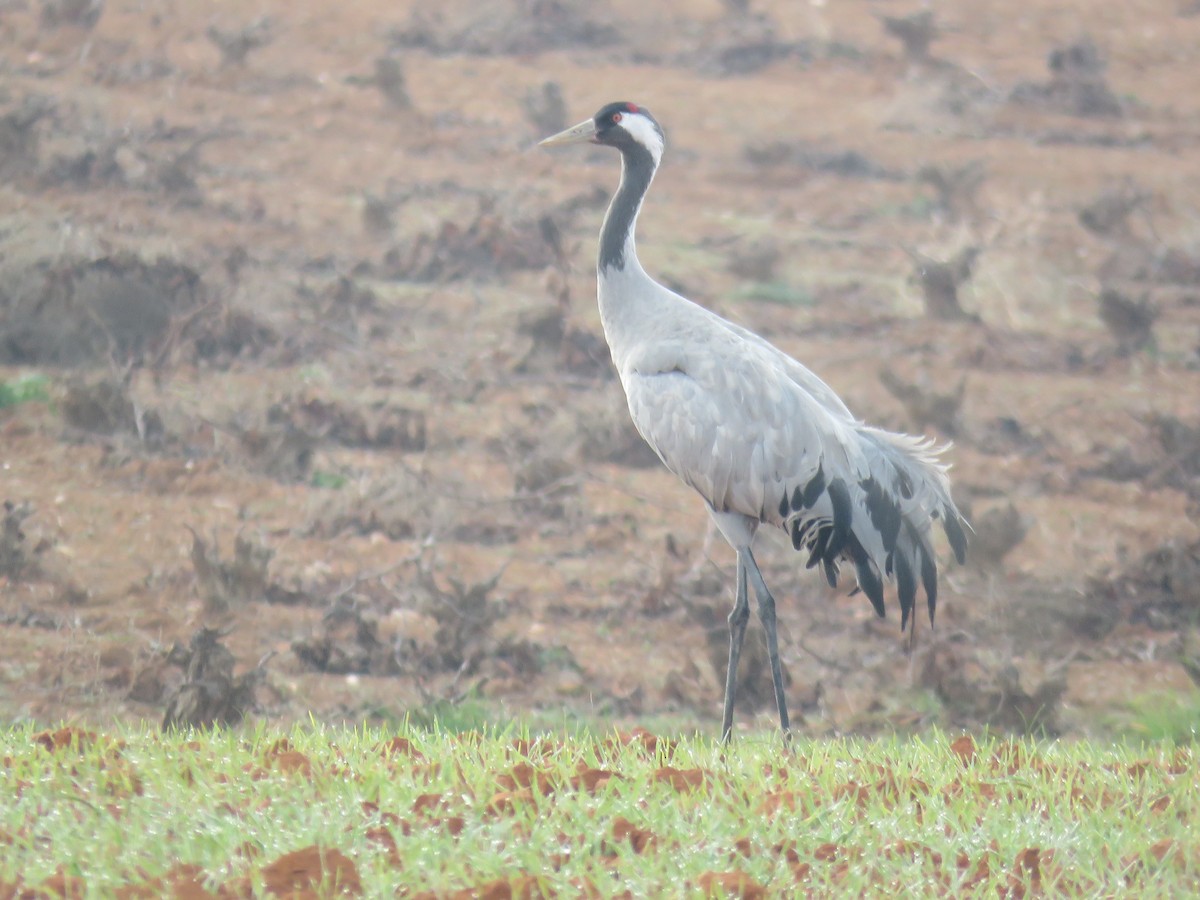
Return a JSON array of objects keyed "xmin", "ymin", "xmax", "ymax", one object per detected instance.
[{"xmin": 541, "ymin": 102, "xmax": 968, "ymax": 741}]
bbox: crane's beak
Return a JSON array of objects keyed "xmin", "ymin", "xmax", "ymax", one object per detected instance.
[{"xmin": 539, "ymin": 118, "xmax": 597, "ymax": 147}]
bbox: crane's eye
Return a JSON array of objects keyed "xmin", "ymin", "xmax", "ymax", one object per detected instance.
[{"xmin": 611, "ymin": 112, "xmax": 623, "ymax": 123}]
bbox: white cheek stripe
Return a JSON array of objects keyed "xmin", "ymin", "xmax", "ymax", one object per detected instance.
[{"xmin": 622, "ymin": 113, "xmax": 664, "ymax": 165}]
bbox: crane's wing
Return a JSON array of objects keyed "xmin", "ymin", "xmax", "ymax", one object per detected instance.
[
  {"xmin": 709, "ymin": 316, "xmax": 856, "ymax": 421},
  {"xmin": 620, "ymin": 331, "xmax": 857, "ymax": 520},
  {"xmin": 619, "ymin": 325, "xmax": 966, "ymax": 630}
]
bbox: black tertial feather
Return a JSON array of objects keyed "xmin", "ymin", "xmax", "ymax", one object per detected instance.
[
  {"xmin": 822, "ymin": 556, "xmax": 839, "ymax": 588},
  {"xmin": 943, "ymin": 511, "xmax": 968, "ymax": 565},
  {"xmin": 825, "ymin": 478, "xmax": 852, "ymax": 559},
  {"xmin": 800, "ymin": 463, "xmax": 826, "ymax": 510},
  {"xmin": 895, "ymin": 548, "xmax": 917, "ymax": 632},
  {"xmin": 861, "ymin": 477, "xmax": 902, "ymax": 558},
  {"xmin": 806, "ymin": 524, "xmax": 831, "ymax": 569},
  {"xmin": 847, "ymin": 532, "xmax": 885, "ymax": 618},
  {"xmin": 919, "ymin": 540, "xmax": 938, "ymax": 625}
]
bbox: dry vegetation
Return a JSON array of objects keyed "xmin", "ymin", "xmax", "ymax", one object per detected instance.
[{"xmin": 1, "ymin": 0, "xmax": 1199, "ymax": 742}]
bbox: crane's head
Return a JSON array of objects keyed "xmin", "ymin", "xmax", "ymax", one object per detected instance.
[{"xmin": 540, "ymin": 101, "xmax": 664, "ymax": 167}]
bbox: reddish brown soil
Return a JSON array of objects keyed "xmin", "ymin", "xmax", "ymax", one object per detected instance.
[{"xmin": 2, "ymin": 0, "xmax": 1198, "ymax": 736}]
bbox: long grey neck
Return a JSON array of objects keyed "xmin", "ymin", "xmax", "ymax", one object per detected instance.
[{"xmin": 598, "ymin": 143, "xmax": 657, "ymax": 275}]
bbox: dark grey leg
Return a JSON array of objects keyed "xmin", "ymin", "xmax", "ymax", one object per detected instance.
[
  {"xmin": 744, "ymin": 548, "xmax": 790, "ymax": 736},
  {"xmin": 720, "ymin": 553, "xmax": 750, "ymax": 744}
]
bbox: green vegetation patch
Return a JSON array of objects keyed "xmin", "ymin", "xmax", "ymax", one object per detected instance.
[
  {"xmin": 0, "ymin": 725, "xmax": 1196, "ymax": 896},
  {"xmin": 0, "ymin": 373, "xmax": 50, "ymax": 410}
]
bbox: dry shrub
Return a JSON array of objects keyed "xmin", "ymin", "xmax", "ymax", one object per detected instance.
[
  {"xmin": 306, "ymin": 468, "xmax": 467, "ymax": 543},
  {"xmin": 1009, "ymin": 35, "xmax": 1123, "ymax": 118},
  {"xmin": 206, "ymin": 17, "xmax": 275, "ymax": 68},
  {"xmin": 361, "ymin": 190, "xmax": 398, "ymax": 236},
  {"xmin": 951, "ymin": 327, "xmax": 1088, "ymax": 374},
  {"xmin": 960, "ymin": 501, "xmax": 1029, "ymax": 572},
  {"xmin": 40, "ymin": 124, "xmax": 214, "ymax": 204},
  {"xmin": 1144, "ymin": 413, "xmax": 1200, "ymax": 499},
  {"xmin": 514, "ymin": 302, "xmax": 611, "ymax": 380},
  {"xmin": 1089, "ymin": 538, "xmax": 1200, "ymax": 630},
  {"xmin": 161, "ymin": 627, "xmax": 268, "ymax": 729},
  {"xmin": 696, "ymin": 37, "xmax": 809, "ymax": 79},
  {"xmin": 188, "ymin": 529, "xmax": 308, "ymax": 612},
  {"xmin": 126, "ymin": 653, "xmax": 171, "ymax": 705},
  {"xmin": 744, "ymin": 141, "xmax": 902, "ymax": 180},
  {"xmin": 522, "ymin": 80, "xmax": 567, "ymax": 136},
  {"xmin": 60, "ymin": 374, "xmax": 134, "ymax": 433},
  {"xmin": 417, "ymin": 563, "xmax": 507, "ymax": 673},
  {"xmin": 213, "ymin": 408, "xmax": 317, "ymax": 483},
  {"xmin": 60, "ymin": 372, "xmax": 165, "ymax": 442},
  {"xmin": 293, "ymin": 598, "xmax": 403, "ymax": 676},
  {"xmin": 576, "ymin": 393, "xmax": 661, "ymax": 469},
  {"xmin": 0, "ymin": 606, "xmax": 63, "ymax": 630},
  {"xmin": 402, "ymin": 553, "xmax": 555, "ymax": 687},
  {"xmin": 0, "ymin": 96, "xmax": 55, "ymax": 181},
  {"xmin": 0, "ymin": 252, "xmax": 204, "ymax": 367},
  {"xmin": 189, "ymin": 528, "xmax": 272, "ymax": 612},
  {"xmin": 512, "ymin": 452, "xmax": 580, "ymax": 521},
  {"xmin": 174, "ymin": 299, "xmax": 281, "ymax": 368},
  {"xmin": 1078, "ymin": 181, "xmax": 1149, "ymax": 237},
  {"xmin": 40, "ymin": 0, "xmax": 104, "ymax": 30},
  {"xmin": 373, "ymin": 56, "xmax": 411, "ymax": 110},
  {"xmin": 465, "ymin": 411, "xmax": 592, "ymax": 532},
  {"xmin": 1097, "ymin": 287, "xmax": 1157, "ymax": 356},
  {"xmin": 726, "ymin": 241, "xmax": 781, "ymax": 282},
  {"xmin": 308, "ymin": 460, "xmax": 525, "ymax": 545},
  {"xmin": 973, "ymin": 415, "xmax": 1046, "ymax": 458},
  {"xmin": 878, "ymin": 10, "xmax": 938, "ymax": 63},
  {"xmin": 906, "ymin": 246, "xmax": 982, "ymax": 322},
  {"xmin": 386, "ymin": 2, "xmax": 618, "ymax": 57},
  {"xmin": 878, "ymin": 366, "xmax": 966, "ymax": 436},
  {"xmin": 268, "ymin": 393, "xmax": 427, "ymax": 451},
  {"xmin": 1098, "ymin": 245, "xmax": 1200, "ymax": 287},
  {"xmin": 92, "ymin": 54, "xmax": 177, "ymax": 88},
  {"xmin": 1085, "ymin": 413, "xmax": 1200, "ymax": 504},
  {"xmin": 0, "ymin": 501, "xmax": 83, "ymax": 605},
  {"xmin": 921, "ymin": 649, "xmax": 1065, "ymax": 736},
  {"xmin": 381, "ymin": 199, "xmax": 562, "ymax": 282},
  {"xmin": 915, "ymin": 161, "xmax": 986, "ymax": 222},
  {"xmin": 0, "ymin": 501, "xmax": 35, "ymax": 580},
  {"xmin": 38, "ymin": 133, "xmax": 128, "ymax": 189},
  {"xmin": 291, "ymin": 551, "xmax": 565, "ymax": 693}
]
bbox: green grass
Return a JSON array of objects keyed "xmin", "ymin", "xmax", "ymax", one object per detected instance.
[
  {"xmin": 1117, "ymin": 693, "xmax": 1200, "ymax": 744},
  {"xmin": 310, "ymin": 469, "xmax": 350, "ymax": 490},
  {"xmin": 732, "ymin": 281, "xmax": 815, "ymax": 307},
  {"xmin": 0, "ymin": 373, "xmax": 50, "ymax": 410},
  {"xmin": 1, "ymin": 724, "xmax": 1196, "ymax": 897}
]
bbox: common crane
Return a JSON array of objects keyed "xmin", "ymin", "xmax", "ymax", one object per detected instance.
[{"xmin": 540, "ymin": 102, "xmax": 968, "ymax": 741}]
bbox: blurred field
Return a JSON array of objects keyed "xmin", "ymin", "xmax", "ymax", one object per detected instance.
[{"xmin": 1, "ymin": 0, "xmax": 1199, "ymax": 739}]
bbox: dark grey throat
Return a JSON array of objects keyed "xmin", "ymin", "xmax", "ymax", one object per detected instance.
[{"xmin": 599, "ymin": 142, "xmax": 657, "ymax": 275}]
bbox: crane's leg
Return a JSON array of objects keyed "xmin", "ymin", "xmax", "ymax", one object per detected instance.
[
  {"xmin": 720, "ymin": 553, "xmax": 751, "ymax": 744},
  {"xmin": 744, "ymin": 548, "xmax": 790, "ymax": 736}
]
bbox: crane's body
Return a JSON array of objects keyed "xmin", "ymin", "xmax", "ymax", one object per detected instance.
[{"xmin": 542, "ymin": 102, "xmax": 968, "ymax": 741}]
